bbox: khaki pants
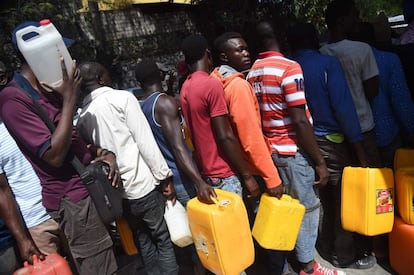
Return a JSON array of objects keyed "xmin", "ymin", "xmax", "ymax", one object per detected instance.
[
  {"xmin": 28, "ymin": 219, "xmax": 61, "ymax": 255},
  {"xmin": 48, "ymin": 196, "xmax": 117, "ymax": 275}
]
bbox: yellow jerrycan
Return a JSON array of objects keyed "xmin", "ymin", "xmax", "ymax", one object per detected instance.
[
  {"xmin": 187, "ymin": 189, "xmax": 254, "ymax": 275},
  {"xmin": 115, "ymin": 217, "xmax": 138, "ymax": 255},
  {"xmin": 252, "ymin": 194, "xmax": 305, "ymax": 251},
  {"xmin": 395, "ymin": 168, "xmax": 414, "ymax": 224},
  {"xmin": 341, "ymin": 167, "xmax": 394, "ymax": 236},
  {"xmin": 394, "ymin": 148, "xmax": 414, "ymax": 171}
]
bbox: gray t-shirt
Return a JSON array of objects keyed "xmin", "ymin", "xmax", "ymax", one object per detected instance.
[{"xmin": 320, "ymin": 39, "xmax": 378, "ymax": 132}]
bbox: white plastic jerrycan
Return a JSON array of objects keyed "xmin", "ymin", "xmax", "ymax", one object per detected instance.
[
  {"xmin": 164, "ymin": 200, "xmax": 193, "ymax": 247},
  {"xmin": 15, "ymin": 19, "xmax": 73, "ymax": 90}
]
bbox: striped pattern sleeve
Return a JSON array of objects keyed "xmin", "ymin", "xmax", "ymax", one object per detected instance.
[
  {"xmin": 247, "ymin": 55, "xmax": 311, "ymax": 155},
  {"xmin": 0, "ymin": 123, "xmax": 50, "ymax": 228}
]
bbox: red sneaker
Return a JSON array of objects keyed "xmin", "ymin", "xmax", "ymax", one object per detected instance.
[{"xmin": 299, "ymin": 262, "xmax": 346, "ymax": 275}]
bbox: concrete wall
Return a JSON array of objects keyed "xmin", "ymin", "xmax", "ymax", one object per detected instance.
[{"xmin": 78, "ymin": 5, "xmax": 196, "ymax": 89}]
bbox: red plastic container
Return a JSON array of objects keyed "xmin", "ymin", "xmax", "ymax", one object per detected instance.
[
  {"xmin": 389, "ymin": 216, "xmax": 414, "ymax": 275},
  {"xmin": 13, "ymin": 253, "xmax": 72, "ymax": 275}
]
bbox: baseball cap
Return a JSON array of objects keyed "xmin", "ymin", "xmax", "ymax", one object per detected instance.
[{"xmin": 11, "ymin": 20, "xmax": 75, "ymax": 52}]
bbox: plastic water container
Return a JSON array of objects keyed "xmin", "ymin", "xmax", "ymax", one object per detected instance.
[
  {"xmin": 116, "ymin": 217, "xmax": 138, "ymax": 255},
  {"xmin": 13, "ymin": 254, "xmax": 72, "ymax": 275},
  {"xmin": 164, "ymin": 200, "xmax": 193, "ymax": 248},
  {"xmin": 15, "ymin": 19, "xmax": 73, "ymax": 89},
  {"xmin": 341, "ymin": 167, "xmax": 394, "ymax": 236},
  {"xmin": 187, "ymin": 189, "xmax": 254, "ymax": 275},
  {"xmin": 389, "ymin": 216, "xmax": 414, "ymax": 275},
  {"xmin": 395, "ymin": 168, "xmax": 414, "ymax": 225},
  {"xmin": 252, "ymin": 193, "xmax": 305, "ymax": 251}
]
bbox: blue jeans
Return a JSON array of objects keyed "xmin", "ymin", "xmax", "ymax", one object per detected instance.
[
  {"xmin": 123, "ymin": 189, "xmax": 179, "ymax": 275},
  {"xmin": 206, "ymin": 174, "xmax": 243, "ymax": 197},
  {"xmin": 272, "ymin": 151, "xmax": 320, "ymax": 264}
]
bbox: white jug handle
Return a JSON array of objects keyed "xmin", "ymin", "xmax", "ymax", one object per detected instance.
[{"xmin": 15, "ymin": 26, "xmax": 41, "ymax": 42}]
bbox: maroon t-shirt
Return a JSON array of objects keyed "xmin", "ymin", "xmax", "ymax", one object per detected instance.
[
  {"xmin": 0, "ymin": 80, "xmax": 90, "ymax": 210},
  {"xmin": 180, "ymin": 71, "xmax": 236, "ymax": 178}
]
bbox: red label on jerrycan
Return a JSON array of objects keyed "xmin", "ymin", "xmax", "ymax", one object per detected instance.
[
  {"xmin": 13, "ymin": 253, "xmax": 72, "ymax": 275},
  {"xmin": 341, "ymin": 167, "xmax": 394, "ymax": 236}
]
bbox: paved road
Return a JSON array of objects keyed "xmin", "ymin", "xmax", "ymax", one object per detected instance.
[
  {"xmin": 112, "ymin": 224, "xmax": 397, "ymax": 275},
  {"xmin": 116, "ymin": 249, "xmax": 397, "ymax": 275},
  {"xmin": 314, "ymin": 252, "xmax": 395, "ymax": 275}
]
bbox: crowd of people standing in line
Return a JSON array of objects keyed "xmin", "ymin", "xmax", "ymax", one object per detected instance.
[{"xmin": 1, "ymin": 0, "xmax": 414, "ymax": 274}]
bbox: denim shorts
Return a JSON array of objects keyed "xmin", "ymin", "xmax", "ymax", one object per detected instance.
[
  {"xmin": 205, "ymin": 174, "xmax": 243, "ymax": 197},
  {"xmin": 272, "ymin": 151, "xmax": 320, "ymax": 263},
  {"xmin": 271, "ymin": 151, "xmax": 320, "ymax": 210}
]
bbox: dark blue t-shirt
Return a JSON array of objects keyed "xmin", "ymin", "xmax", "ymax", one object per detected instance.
[{"xmin": 140, "ymin": 92, "xmax": 197, "ymax": 203}]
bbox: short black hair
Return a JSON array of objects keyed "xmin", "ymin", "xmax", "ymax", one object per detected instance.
[
  {"xmin": 135, "ymin": 59, "xmax": 162, "ymax": 88},
  {"xmin": 256, "ymin": 19, "xmax": 276, "ymax": 42},
  {"xmin": 181, "ymin": 34, "xmax": 208, "ymax": 65},
  {"xmin": 213, "ymin": 32, "xmax": 242, "ymax": 65},
  {"xmin": 78, "ymin": 61, "xmax": 106, "ymax": 92},
  {"xmin": 255, "ymin": 18, "xmax": 288, "ymax": 52},
  {"xmin": 325, "ymin": 0, "xmax": 356, "ymax": 30},
  {"xmin": 357, "ymin": 22, "xmax": 376, "ymax": 45},
  {"xmin": 79, "ymin": 62, "xmax": 105, "ymax": 82},
  {"xmin": 213, "ymin": 32, "xmax": 242, "ymax": 54},
  {"xmin": 287, "ymin": 22, "xmax": 319, "ymax": 51}
]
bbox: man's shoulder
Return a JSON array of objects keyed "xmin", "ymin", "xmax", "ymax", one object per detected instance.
[
  {"xmin": 101, "ymin": 87, "xmax": 131, "ymax": 97},
  {"xmin": 228, "ymin": 74, "xmax": 251, "ymax": 89},
  {"xmin": 92, "ymin": 87, "xmax": 136, "ymax": 105},
  {"xmin": 0, "ymin": 81, "xmax": 26, "ymax": 98},
  {"xmin": 254, "ymin": 54, "xmax": 297, "ymax": 66},
  {"xmin": 321, "ymin": 40, "xmax": 374, "ymax": 61},
  {"xmin": 200, "ymin": 72, "xmax": 223, "ymax": 86},
  {"xmin": 375, "ymin": 48, "xmax": 399, "ymax": 60},
  {"xmin": 154, "ymin": 93, "xmax": 178, "ymax": 113},
  {"xmin": 339, "ymin": 39, "xmax": 371, "ymax": 52},
  {"xmin": 250, "ymin": 56, "xmax": 300, "ymax": 80},
  {"xmin": 0, "ymin": 83, "xmax": 33, "ymax": 115},
  {"xmin": 187, "ymin": 72, "xmax": 223, "ymax": 93}
]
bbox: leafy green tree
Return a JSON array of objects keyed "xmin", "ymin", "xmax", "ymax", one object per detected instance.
[
  {"xmin": 0, "ymin": 0, "xmax": 405, "ymax": 72},
  {"xmin": 357, "ymin": 0, "xmax": 402, "ymax": 20}
]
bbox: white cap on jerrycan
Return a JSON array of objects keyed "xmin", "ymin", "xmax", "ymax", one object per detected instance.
[{"xmin": 15, "ymin": 19, "xmax": 73, "ymax": 90}]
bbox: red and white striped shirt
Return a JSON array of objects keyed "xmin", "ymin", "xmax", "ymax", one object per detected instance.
[{"xmin": 246, "ymin": 51, "xmax": 312, "ymax": 155}]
